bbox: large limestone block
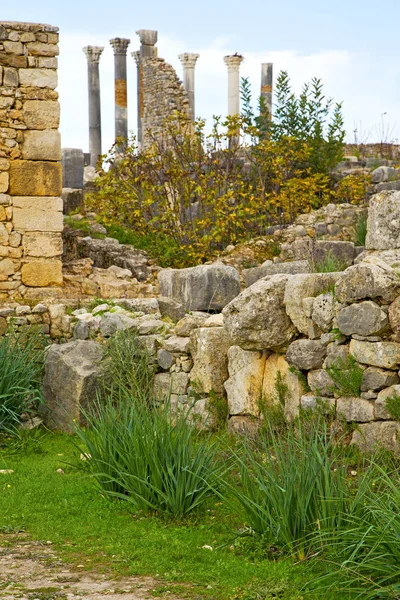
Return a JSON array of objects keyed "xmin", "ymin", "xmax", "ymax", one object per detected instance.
[
  {"xmin": 261, "ymin": 353, "xmax": 304, "ymax": 421},
  {"xmin": 361, "ymin": 367, "xmax": 399, "ymax": 392},
  {"xmin": 42, "ymin": 340, "xmax": 103, "ymax": 432},
  {"xmin": 371, "ymin": 166, "xmax": 398, "ymax": 184},
  {"xmin": 158, "ymin": 263, "xmax": 240, "ymax": 311},
  {"xmin": 337, "ymin": 397, "xmax": 374, "ymax": 422},
  {"xmin": 244, "ymin": 260, "xmax": 310, "ymax": 288},
  {"xmin": 311, "ymin": 292, "xmax": 335, "ymax": 332},
  {"xmin": 374, "ymin": 385, "xmax": 400, "ymax": 420},
  {"xmin": 22, "ymin": 130, "xmax": 61, "ymax": 161},
  {"xmin": 351, "ymin": 421, "xmax": 400, "ymax": 453},
  {"xmin": 286, "ymin": 339, "xmax": 327, "ymax": 371},
  {"xmin": 99, "ymin": 312, "xmax": 138, "ymax": 337},
  {"xmin": 335, "ymin": 260, "xmax": 400, "ymax": 303},
  {"xmin": 21, "ymin": 259, "xmax": 62, "ymax": 287},
  {"xmin": 224, "ymin": 346, "xmax": 267, "ymax": 416},
  {"xmin": 337, "ymin": 301, "xmax": 388, "ymax": 336},
  {"xmin": 189, "ymin": 327, "xmax": 230, "ymax": 394},
  {"xmin": 223, "ymin": 274, "xmax": 296, "ymax": 351},
  {"xmin": 9, "ymin": 161, "xmax": 62, "ymax": 196},
  {"xmin": 23, "ymin": 100, "xmax": 60, "ymax": 130},
  {"xmin": 0, "ymin": 171, "xmax": 9, "ymax": 193},
  {"xmin": 284, "ymin": 273, "xmax": 341, "ymax": 335},
  {"xmin": 349, "ymin": 339, "xmax": 400, "ymax": 370},
  {"xmin": 19, "ymin": 68, "xmax": 58, "ymax": 89},
  {"xmin": 13, "ymin": 196, "xmax": 63, "ymax": 232},
  {"xmin": 308, "ymin": 369, "xmax": 335, "ymax": 397},
  {"xmin": 22, "ymin": 232, "xmax": 63, "ymax": 257},
  {"xmin": 366, "ymin": 191, "xmax": 400, "ymax": 250},
  {"xmin": 0, "ymin": 257, "xmax": 14, "ymax": 280},
  {"xmin": 153, "ymin": 372, "xmax": 189, "ymax": 399}
]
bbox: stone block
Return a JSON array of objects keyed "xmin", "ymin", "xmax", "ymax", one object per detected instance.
[
  {"xmin": 0, "ymin": 54, "xmax": 27, "ymax": 68},
  {"xmin": 311, "ymin": 292, "xmax": 335, "ymax": 332},
  {"xmin": 243, "ymin": 260, "xmax": 310, "ymax": 288},
  {"xmin": 19, "ymin": 68, "xmax": 58, "ymax": 89},
  {"xmin": 26, "ymin": 42, "xmax": 59, "ymax": 56},
  {"xmin": 22, "ymin": 130, "xmax": 61, "ymax": 161},
  {"xmin": 351, "ymin": 421, "xmax": 400, "ymax": 453},
  {"xmin": 22, "ymin": 232, "xmax": 63, "ymax": 257},
  {"xmin": 224, "ymin": 346, "xmax": 267, "ymax": 416},
  {"xmin": 157, "ymin": 296, "xmax": 186, "ymax": 321},
  {"xmin": 0, "ymin": 257, "xmax": 14, "ymax": 280},
  {"xmin": 189, "ymin": 327, "xmax": 231, "ymax": 394},
  {"xmin": 361, "ymin": 367, "xmax": 399, "ymax": 392},
  {"xmin": 349, "ymin": 339, "xmax": 400, "ymax": 370},
  {"xmin": 366, "ymin": 191, "xmax": 400, "ymax": 250},
  {"xmin": 337, "ymin": 301, "xmax": 388, "ymax": 337},
  {"xmin": 335, "ymin": 259, "xmax": 400, "ymax": 304},
  {"xmin": 23, "ymin": 100, "xmax": 60, "ymax": 130},
  {"xmin": 61, "ymin": 148, "xmax": 84, "ymax": 189},
  {"xmin": 9, "ymin": 161, "xmax": 62, "ymax": 196},
  {"xmin": 12, "ymin": 196, "xmax": 63, "ymax": 232},
  {"xmin": 21, "ymin": 259, "xmax": 63, "ymax": 287},
  {"xmin": 262, "ymin": 353, "xmax": 305, "ymax": 420},
  {"xmin": 3, "ymin": 67, "xmax": 18, "ymax": 86},
  {"xmin": 153, "ymin": 372, "xmax": 189, "ymax": 398},
  {"xmin": 286, "ymin": 339, "xmax": 327, "ymax": 371},
  {"xmin": 337, "ymin": 396, "xmax": 374, "ymax": 422},
  {"xmin": 374, "ymin": 385, "xmax": 400, "ymax": 420},
  {"xmin": 0, "ymin": 172, "xmax": 9, "ymax": 193},
  {"xmin": 61, "ymin": 188, "xmax": 83, "ymax": 214}
]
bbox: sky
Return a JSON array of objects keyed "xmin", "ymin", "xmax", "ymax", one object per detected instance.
[{"xmin": 3, "ymin": 0, "xmax": 400, "ymax": 155}]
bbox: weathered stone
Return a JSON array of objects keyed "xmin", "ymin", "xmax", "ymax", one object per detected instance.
[
  {"xmin": 228, "ymin": 416, "xmax": 260, "ymax": 437},
  {"xmin": 244, "ymin": 260, "xmax": 310, "ymax": 288},
  {"xmin": 311, "ymin": 292, "xmax": 335, "ymax": 332},
  {"xmin": 261, "ymin": 353, "xmax": 304, "ymax": 420},
  {"xmin": 9, "ymin": 161, "xmax": 62, "ymax": 196},
  {"xmin": 286, "ymin": 339, "xmax": 327, "ymax": 371},
  {"xmin": 0, "ymin": 172, "xmax": 9, "ymax": 194},
  {"xmin": 224, "ymin": 346, "xmax": 267, "ymax": 416},
  {"xmin": 22, "ymin": 232, "xmax": 62, "ymax": 257},
  {"xmin": 374, "ymin": 385, "xmax": 400, "ymax": 420},
  {"xmin": 323, "ymin": 343, "xmax": 349, "ymax": 368},
  {"xmin": 164, "ymin": 335, "xmax": 190, "ymax": 354},
  {"xmin": 284, "ymin": 273, "xmax": 340, "ymax": 335},
  {"xmin": 22, "ymin": 130, "xmax": 61, "ymax": 161},
  {"xmin": 26, "ymin": 42, "xmax": 59, "ymax": 57},
  {"xmin": 389, "ymin": 297, "xmax": 400, "ymax": 340},
  {"xmin": 0, "ymin": 257, "xmax": 14, "ymax": 279},
  {"xmin": 301, "ymin": 395, "xmax": 336, "ymax": 413},
  {"xmin": 336, "ymin": 259, "xmax": 400, "ymax": 304},
  {"xmin": 115, "ymin": 298, "xmax": 159, "ymax": 315},
  {"xmin": 21, "ymin": 260, "xmax": 62, "ymax": 287},
  {"xmin": 189, "ymin": 327, "xmax": 230, "ymax": 394},
  {"xmin": 62, "ymin": 148, "xmax": 84, "ymax": 189},
  {"xmin": 19, "ymin": 68, "xmax": 58, "ymax": 89},
  {"xmin": 175, "ymin": 315, "xmax": 206, "ymax": 336},
  {"xmin": 223, "ymin": 274, "xmax": 296, "ymax": 351},
  {"xmin": 371, "ymin": 167, "xmax": 398, "ymax": 184},
  {"xmin": 61, "ymin": 188, "xmax": 84, "ymax": 214},
  {"xmin": 99, "ymin": 312, "xmax": 137, "ymax": 337},
  {"xmin": 308, "ymin": 369, "xmax": 335, "ymax": 397},
  {"xmin": 361, "ymin": 367, "xmax": 399, "ymax": 392},
  {"xmin": 0, "ymin": 317, "xmax": 7, "ymax": 336},
  {"xmin": 351, "ymin": 421, "xmax": 400, "ymax": 453},
  {"xmin": 159, "ymin": 263, "xmax": 240, "ymax": 311},
  {"xmin": 349, "ymin": 339, "xmax": 400, "ymax": 370},
  {"xmin": 337, "ymin": 396, "xmax": 374, "ymax": 422},
  {"xmin": 23, "ymin": 100, "xmax": 60, "ymax": 130},
  {"xmin": 157, "ymin": 296, "xmax": 185, "ymax": 321},
  {"xmin": 13, "ymin": 197, "xmax": 63, "ymax": 232},
  {"xmin": 337, "ymin": 301, "xmax": 388, "ymax": 337},
  {"xmin": 153, "ymin": 372, "xmax": 189, "ymax": 398},
  {"xmin": 157, "ymin": 349, "xmax": 174, "ymax": 370},
  {"xmin": 366, "ymin": 191, "xmax": 400, "ymax": 250},
  {"xmin": 42, "ymin": 340, "xmax": 103, "ymax": 432}
]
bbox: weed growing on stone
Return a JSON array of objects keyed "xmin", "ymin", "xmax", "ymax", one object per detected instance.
[
  {"xmin": 326, "ymin": 355, "xmax": 364, "ymax": 397},
  {"xmin": 385, "ymin": 393, "xmax": 400, "ymax": 421}
]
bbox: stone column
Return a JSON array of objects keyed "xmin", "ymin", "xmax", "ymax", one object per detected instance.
[
  {"xmin": 135, "ymin": 30, "xmax": 158, "ymax": 148},
  {"xmin": 223, "ymin": 55, "xmax": 243, "ymax": 116},
  {"xmin": 131, "ymin": 50, "xmax": 141, "ymax": 147},
  {"xmin": 82, "ymin": 46, "xmax": 104, "ymax": 167},
  {"xmin": 178, "ymin": 53, "xmax": 199, "ymax": 121},
  {"xmin": 109, "ymin": 37, "xmax": 130, "ymax": 150},
  {"xmin": 261, "ymin": 62, "xmax": 273, "ymax": 117}
]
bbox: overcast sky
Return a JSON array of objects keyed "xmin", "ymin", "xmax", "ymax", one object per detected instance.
[{"xmin": 3, "ymin": 0, "xmax": 400, "ymax": 155}]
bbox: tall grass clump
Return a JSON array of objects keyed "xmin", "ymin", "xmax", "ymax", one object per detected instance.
[
  {"xmin": 354, "ymin": 215, "xmax": 367, "ymax": 247},
  {"xmin": 76, "ymin": 394, "xmax": 223, "ymax": 519},
  {"xmin": 0, "ymin": 329, "xmax": 45, "ymax": 433},
  {"xmin": 227, "ymin": 418, "xmax": 364, "ymax": 560}
]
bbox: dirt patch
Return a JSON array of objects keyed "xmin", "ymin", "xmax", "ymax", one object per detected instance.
[{"xmin": 0, "ymin": 533, "xmax": 182, "ymax": 599}]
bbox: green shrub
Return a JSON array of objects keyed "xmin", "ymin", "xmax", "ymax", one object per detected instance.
[
  {"xmin": 385, "ymin": 393, "xmax": 400, "ymax": 421},
  {"xmin": 75, "ymin": 394, "xmax": 223, "ymax": 519},
  {"xmin": 0, "ymin": 330, "xmax": 45, "ymax": 433},
  {"xmin": 354, "ymin": 215, "xmax": 367, "ymax": 247},
  {"xmin": 326, "ymin": 355, "xmax": 363, "ymax": 397}
]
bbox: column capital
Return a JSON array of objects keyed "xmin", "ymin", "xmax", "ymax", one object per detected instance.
[
  {"xmin": 131, "ymin": 50, "xmax": 140, "ymax": 66},
  {"xmin": 83, "ymin": 45, "xmax": 104, "ymax": 64},
  {"xmin": 224, "ymin": 54, "xmax": 243, "ymax": 71},
  {"xmin": 178, "ymin": 53, "xmax": 199, "ymax": 69},
  {"xmin": 136, "ymin": 29, "xmax": 158, "ymax": 46},
  {"xmin": 110, "ymin": 37, "xmax": 130, "ymax": 55}
]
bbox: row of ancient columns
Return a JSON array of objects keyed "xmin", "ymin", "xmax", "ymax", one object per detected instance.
[{"xmin": 83, "ymin": 32, "xmax": 273, "ymax": 166}]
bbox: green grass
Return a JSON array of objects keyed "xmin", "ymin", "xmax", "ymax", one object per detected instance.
[{"xmin": 0, "ymin": 432, "xmax": 340, "ymax": 600}]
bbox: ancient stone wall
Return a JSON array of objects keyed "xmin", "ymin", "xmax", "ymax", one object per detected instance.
[
  {"xmin": 0, "ymin": 21, "xmax": 63, "ymax": 302},
  {"xmin": 141, "ymin": 57, "xmax": 191, "ymax": 149}
]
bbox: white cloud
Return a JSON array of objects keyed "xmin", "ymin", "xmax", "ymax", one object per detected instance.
[{"xmin": 58, "ymin": 31, "xmax": 400, "ymax": 155}]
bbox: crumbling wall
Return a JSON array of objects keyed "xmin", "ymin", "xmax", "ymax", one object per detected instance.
[
  {"xmin": 0, "ymin": 21, "xmax": 63, "ymax": 302},
  {"xmin": 141, "ymin": 57, "xmax": 191, "ymax": 149}
]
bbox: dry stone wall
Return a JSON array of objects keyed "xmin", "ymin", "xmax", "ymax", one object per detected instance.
[{"xmin": 0, "ymin": 21, "xmax": 63, "ymax": 302}]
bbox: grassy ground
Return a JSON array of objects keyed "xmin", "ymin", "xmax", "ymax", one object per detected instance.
[{"xmin": 0, "ymin": 432, "xmax": 338, "ymax": 600}]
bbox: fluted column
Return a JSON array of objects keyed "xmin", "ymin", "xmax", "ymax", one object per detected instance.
[
  {"xmin": 178, "ymin": 53, "xmax": 199, "ymax": 121},
  {"xmin": 261, "ymin": 62, "xmax": 273, "ymax": 117},
  {"xmin": 82, "ymin": 45, "xmax": 104, "ymax": 167},
  {"xmin": 110, "ymin": 37, "xmax": 130, "ymax": 150},
  {"xmin": 132, "ymin": 50, "xmax": 141, "ymax": 148},
  {"xmin": 223, "ymin": 54, "xmax": 243, "ymax": 117}
]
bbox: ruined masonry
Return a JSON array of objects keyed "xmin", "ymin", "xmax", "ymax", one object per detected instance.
[{"xmin": 0, "ymin": 21, "xmax": 63, "ymax": 301}]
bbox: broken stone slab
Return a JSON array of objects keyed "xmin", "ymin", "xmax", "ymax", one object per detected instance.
[
  {"xmin": 61, "ymin": 188, "xmax": 84, "ymax": 214},
  {"xmin": 361, "ymin": 367, "xmax": 400, "ymax": 392},
  {"xmin": 351, "ymin": 421, "xmax": 400, "ymax": 453},
  {"xmin": 189, "ymin": 327, "xmax": 231, "ymax": 394},
  {"xmin": 337, "ymin": 301, "xmax": 388, "ymax": 337},
  {"xmin": 157, "ymin": 349, "xmax": 174, "ymax": 370},
  {"xmin": 99, "ymin": 312, "xmax": 138, "ymax": 337},
  {"xmin": 224, "ymin": 346, "xmax": 267, "ymax": 416},
  {"xmin": 163, "ymin": 335, "xmax": 190, "ymax": 354},
  {"xmin": 243, "ymin": 260, "xmax": 310, "ymax": 288},
  {"xmin": 337, "ymin": 396, "xmax": 374, "ymax": 422},
  {"xmin": 115, "ymin": 298, "xmax": 160, "ymax": 315},
  {"xmin": 62, "ymin": 148, "xmax": 84, "ymax": 189},
  {"xmin": 366, "ymin": 191, "xmax": 400, "ymax": 250},
  {"xmin": 375, "ymin": 181, "xmax": 400, "ymax": 193},
  {"xmin": 349, "ymin": 339, "xmax": 400, "ymax": 370},
  {"xmin": 335, "ymin": 261, "xmax": 400, "ymax": 303},
  {"xmin": 174, "ymin": 315, "xmax": 207, "ymax": 337},
  {"xmin": 42, "ymin": 340, "xmax": 103, "ymax": 432},
  {"xmin": 223, "ymin": 274, "xmax": 296, "ymax": 351},
  {"xmin": 158, "ymin": 263, "xmax": 240, "ymax": 311},
  {"xmin": 157, "ymin": 296, "xmax": 186, "ymax": 321},
  {"xmin": 286, "ymin": 339, "xmax": 327, "ymax": 371}
]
